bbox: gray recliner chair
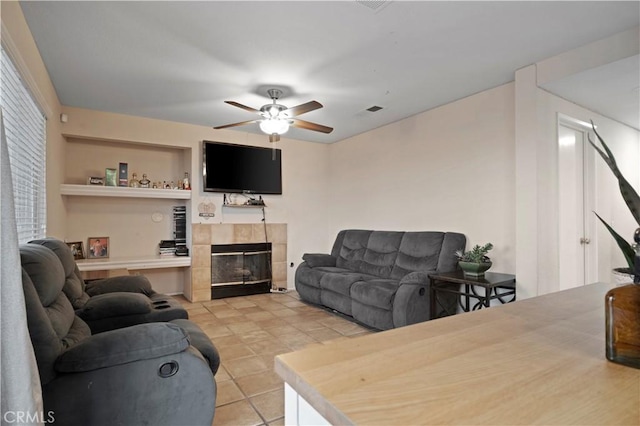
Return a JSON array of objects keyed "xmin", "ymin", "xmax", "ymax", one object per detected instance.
[
  {"xmin": 29, "ymin": 237, "xmax": 188, "ymax": 333},
  {"xmin": 20, "ymin": 242, "xmax": 219, "ymax": 425}
]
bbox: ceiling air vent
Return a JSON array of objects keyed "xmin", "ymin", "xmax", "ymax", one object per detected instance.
[
  {"xmin": 366, "ymin": 106, "xmax": 383, "ymax": 112},
  {"xmin": 355, "ymin": 1, "xmax": 392, "ymax": 12}
]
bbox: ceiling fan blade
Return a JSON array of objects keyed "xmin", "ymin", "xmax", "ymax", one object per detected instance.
[
  {"xmin": 291, "ymin": 118, "xmax": 333, "ymax": 134},
  {"xmin": 225, "ymin": 101, "xmax": 261, "ymax": 114},
  {"xmin": 285, "ymin": 101, "xmax": 322, "ymax": 117},
  {"xmin": 213, "ymin": 119, "xmax": 258, "ymax": 130}
]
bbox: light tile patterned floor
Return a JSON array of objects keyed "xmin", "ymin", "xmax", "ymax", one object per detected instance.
[{"xmin": 175, "ymin": 291, "xmax": 376, "ymax": 426}]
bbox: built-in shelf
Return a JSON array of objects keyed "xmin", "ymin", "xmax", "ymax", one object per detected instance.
[
  {"xmin": 222, "ymin": 203, "xmax": 266, "ymax": 209},
  {"xmin": 60, "ymin": 184, "xmax": 191, "ymax": 199},
  {"xmin": 76, "ymin": 255, "xmax": 191, "ymax": 272}
]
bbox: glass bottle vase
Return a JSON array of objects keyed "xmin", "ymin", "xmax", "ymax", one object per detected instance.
[
  {"xmin": 606, "ymin": 283, "xmax": 640, "ymax": 369},
  {"xmin": 140, "ymin": 173, "xmax": 150, "ymax": 188}
]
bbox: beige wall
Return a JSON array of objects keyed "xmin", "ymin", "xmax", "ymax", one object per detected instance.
[
  {"xmin": 327, "ymin": 83, "xmax": 517, "ymax": 274},
  {"xmin": 60, "ymin": 107, "xmax": 330, "ymax": 289},
  {"xmin": 6, "ymin": 2, "xmax": 638, "ymax": 299},
  {"xmin": 1, "ymin": 1, "xmax": 65, "ymax": 237}
]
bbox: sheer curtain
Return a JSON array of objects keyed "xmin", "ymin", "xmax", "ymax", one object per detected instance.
[{"xmin": 1, "ymin": 109, "xmax": 43, "ymax": 425}]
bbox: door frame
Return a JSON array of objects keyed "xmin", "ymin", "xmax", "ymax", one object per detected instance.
[{"xmin": 557, "ymin": 113, "xmax": 598, "ymax": 287}]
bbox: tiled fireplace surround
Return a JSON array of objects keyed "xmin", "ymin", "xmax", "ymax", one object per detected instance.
[{"xmin": 190, "ymin": 223, "xmax": 287, "ymax": 302}]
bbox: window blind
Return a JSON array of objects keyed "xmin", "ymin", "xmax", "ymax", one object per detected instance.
[{"xmin": 1, "ymin": 47, "xmax": 47, "ymax": 243}]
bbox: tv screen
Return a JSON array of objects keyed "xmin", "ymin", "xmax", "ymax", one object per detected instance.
[{"xmin": 202, "ymin": 141, "xmax": 282, "ymax": 194}]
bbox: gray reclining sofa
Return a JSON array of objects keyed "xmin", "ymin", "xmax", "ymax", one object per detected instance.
[
  {"xmin": 20, "ymin": 242, "xmax": 220, "ymax": 425},
  {"xmin": 295, "ymin": 230, "xmax": 466, "ymax": 330},
  {"xmin": 29, "ymin": 237, "xmax": 188, "ymax": 333}
]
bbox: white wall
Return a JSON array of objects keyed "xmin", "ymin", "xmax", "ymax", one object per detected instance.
[
  {"xmin": 327, "ymin": 83, "xmax": 516, "ymax": 274},
  {"xmin": 535, "ymin": 89, "xmax": 639, "ymax": 295},
  {"xmin": 516, "ymin": 27, "xmax": 640, "ymax": 299}
]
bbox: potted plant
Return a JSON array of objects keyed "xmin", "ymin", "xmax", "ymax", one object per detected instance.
[
  {"xmin": 587, "ymin": 122, "xmax": 640, "ymax": 283},
  {"xmin": 455, "ymin": 243, "xmax": 493, "ymax": 277}
]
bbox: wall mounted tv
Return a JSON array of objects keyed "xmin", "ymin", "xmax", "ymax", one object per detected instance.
[{"xmin": 202, "ymin": 141, "xmax": 282, "ymax": 194}]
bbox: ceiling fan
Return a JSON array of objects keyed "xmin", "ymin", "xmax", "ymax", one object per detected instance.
[{"xmin": 213, "ymin": 89, "xmax": 333, "ymax": 142}]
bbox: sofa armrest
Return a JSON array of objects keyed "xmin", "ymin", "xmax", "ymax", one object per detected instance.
[
  {"xmin": 85, "ymin": 275, "xmax": 154, "ymax": 296},
  {"xmin": 46, "ymin": 329, "xmax": 216, "ymax": 426},
  {"xmin": 399, "ymin": 270, "xmax": 432, "ymax": 286},
  {"xmin": 302, "ymin": 253, "xmax": 336, "ymax": 268},
  {"xmin": 55, "ymin": 322, "xmax": 189, "ymax": 373},
  {"xmin": 393, "ymin": 270, "xmax": 436, "ymax": 327},
  {"xmin": 77, "ymin": 292, "xmax": 151, "ymax": 321}
]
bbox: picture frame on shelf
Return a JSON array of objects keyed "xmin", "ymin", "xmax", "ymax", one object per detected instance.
[
  {"xmin": 105, "ymin": 168, "xmax": 117, "ymax": 186},
  {"xmin": 65, "ymin": 241, "xmax": 85, "ymax": 260},
  {"xmin": 88, "ymin": 237, "xmax": 109, "ymax": 259}
]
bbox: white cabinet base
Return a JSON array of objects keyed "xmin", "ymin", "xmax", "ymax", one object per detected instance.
[{"xmin": 284, "ymin": 383, "xmax": 330, "ymax": 426}]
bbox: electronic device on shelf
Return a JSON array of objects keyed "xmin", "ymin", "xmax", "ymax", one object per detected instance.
[
  {"xmin": 173, "ymin": 206, "xmax": 188, "ymax": 257},
  {"xmin": 203, "ymin": 141, "xmax": 282, "ymax": 194}
]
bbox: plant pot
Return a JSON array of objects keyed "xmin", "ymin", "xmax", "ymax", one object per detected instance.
[
  {"xmin": 458, "ymin": 261, "xmax": 492, "ymax": 277},
  {"xmin": 612, "ymin": 267, "xmax": 634, "ymax": 286}
]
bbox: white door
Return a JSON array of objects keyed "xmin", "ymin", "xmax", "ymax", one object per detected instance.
[{"xmin": 558, "ymin": 116, "xmax": 597, "ymax": 289}]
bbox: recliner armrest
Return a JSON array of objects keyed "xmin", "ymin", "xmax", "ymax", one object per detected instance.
[
  {"xmin": 85, "ymin": 275, "xmax": 154, "ymax": 296},
  {"xmin": 302, "ymin": 253, "xmax": 336, "ymax": 268},
  {"xmin": 399, "ymin": 270, "xmax": 433, "ymax": 286},
  {"xmin": 77, "ymin": 292, "xmax": 151, "ymax": 321},
  {"xmin": 55, "ymin": 322, "xmax": 189, "ymax": 373}
]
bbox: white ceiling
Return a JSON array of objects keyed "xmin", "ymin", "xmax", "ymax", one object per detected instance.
[{"xmin": 19, "ymin": 1, "xmax": 640, "ymax": 143}]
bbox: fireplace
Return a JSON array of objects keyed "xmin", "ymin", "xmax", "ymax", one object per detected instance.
[{"xmin": 211, "ymin": 243, "xmax": 272, "ymax": 299}]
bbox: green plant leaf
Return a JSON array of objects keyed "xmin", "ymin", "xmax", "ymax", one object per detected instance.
[
  {"xmin": 594, "ymin": 212, "xmax": 636, "ymax": 270},
  {"xmin": 589, "ymin": 122, "xmax": 640, "ymax": 227}
]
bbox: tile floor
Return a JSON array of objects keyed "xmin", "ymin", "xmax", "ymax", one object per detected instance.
[{"xmin": 175, "ymin": 291, "xmax": 376, "ymax": 426}]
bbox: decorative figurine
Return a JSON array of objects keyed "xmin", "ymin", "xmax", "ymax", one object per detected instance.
[
  {"xmin": 129, "ymin": 173, "xmax": 140, "ymax": 188},
  {"xmin": 183, "ymin": 172, "xmax": 190, "ymax": 190},
  {"xmin": 140, "ymin": 173, "xmax": 151, "ymax": 188}
]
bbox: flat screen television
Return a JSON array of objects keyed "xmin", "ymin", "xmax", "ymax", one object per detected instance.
[{"xmin": 202, "ymin": 141, "xmax": 282, "ymax": 194}]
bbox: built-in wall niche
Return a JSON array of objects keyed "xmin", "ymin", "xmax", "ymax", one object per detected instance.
[
  {"xmin": 64, "ymin": 137, "xmax": 191, "ymax": 188},
  {"xmin": 61, "ymin": 136, "xmax": 193, "ymax": 296}
]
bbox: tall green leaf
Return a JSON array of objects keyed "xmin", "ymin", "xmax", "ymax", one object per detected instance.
[
  {"xmin": 594, "ymin": 212, "xmax": 635, "ymax": 270},
  {"xmin": 588, "ymin": 121, "xmax": 640, "ymax": 227}
]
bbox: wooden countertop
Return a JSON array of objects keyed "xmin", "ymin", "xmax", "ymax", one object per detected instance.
[{"xmin": 275, "ymin": 283, "xmax": 640, "ymax": 425}]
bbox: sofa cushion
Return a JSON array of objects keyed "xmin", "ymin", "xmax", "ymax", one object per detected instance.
[
  {"xmin": 320, "ymin": 273, "xmax": 369, "ymax": 297},
  {"xmin": 360, "ymin": 231, "xmax": 403, "ymax": 278},
  {"xmin": 20, "ymin": 244, "xmax": 66, "ymax": 307},
  {"xmin": 296, "ymin": 266, "xmax": 351, "ymax": 289},
  {"xmin": 350, "ymin": 279, "xmax": 400, "ymax": 310},
  {"xmin": 390, "ymin": 232, "xmax": 444, "ymax": 280},
  {"xmin": 335, "ymin": 230, "xmax": 371, "ymax": 271},
  {"xmin": 30, "ymin": 238, "xmax": 90, "ymax": 309}
]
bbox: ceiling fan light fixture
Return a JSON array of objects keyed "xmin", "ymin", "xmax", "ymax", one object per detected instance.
[
  {"xmin": 259, "ymin": 118, "xmax": 290, "ymax": 135},
  {"xmin": 268, "ymin": 105, "xmax": 281, "ymax": 118}
]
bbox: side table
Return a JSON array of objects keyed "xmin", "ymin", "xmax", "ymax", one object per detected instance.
[{"xmin": 429, "ymin": 271, "xmax": 516, "ymax": 319}]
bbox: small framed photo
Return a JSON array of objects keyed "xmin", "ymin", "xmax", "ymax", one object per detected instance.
[
  {"xmin": 66, "ymin": 241, "xmax": 85, "ymax": 260},
  {"xmin": 105, "ymin": 168, "xmax": 117, "ymax": 187},
  {"xmin": 88, "ymin": 237, "xmax": 109, "ymax": 259}
]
